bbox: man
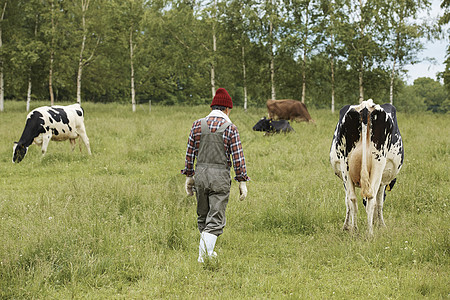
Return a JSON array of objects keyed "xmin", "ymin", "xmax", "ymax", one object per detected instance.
[{"xmin": 181, "ymin": 88, "xmax": 249, "ymax": 263}]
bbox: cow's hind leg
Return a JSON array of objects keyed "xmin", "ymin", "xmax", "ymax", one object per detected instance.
[
  {"xmin": 343, "ymin": 193, "xmax": 351, "ymax": 231},
  {"xmin": 343, "ymin": 181, "xmax": 358, "ymax": 232},
  {"xmin": 70, "ymin": 138, "xmax": 77, "ymax": 152},
  {"xmin": 77, "ymin": 125, "xmax": 92, "ymax": 155},
  {"xmin": 365, "ymin": 196, "xmax": 376, "ymax": 236},
  {"xmin": 374, "ymin": 185, "xmax": 387, "ymax": 228}
]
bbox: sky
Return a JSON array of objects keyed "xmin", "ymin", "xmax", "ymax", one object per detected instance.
[{"xmin": 403, "ymin": 0, "xmax": 449, "ymax": 85}]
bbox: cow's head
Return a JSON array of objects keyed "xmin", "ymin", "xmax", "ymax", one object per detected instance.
[
  {"xmin": 253, "ymin": 117, "xmax": 272, "ymax": 132},
  {"xmin": 12, "ymin": 143, "xmax": 28, "ymax": 163}
]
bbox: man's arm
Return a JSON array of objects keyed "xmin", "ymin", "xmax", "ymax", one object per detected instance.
[
  {"xmin": 181, "ymin": 122, "xmax": 198, "ymax": 177},
  {"xmin": 228, "ymin": 126, "xmax": 249, "ymax": 182}
]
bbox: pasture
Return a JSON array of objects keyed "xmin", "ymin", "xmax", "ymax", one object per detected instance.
[{"xmin": 0, "ymin": 101, "xmax": 448, "ymax": 299}]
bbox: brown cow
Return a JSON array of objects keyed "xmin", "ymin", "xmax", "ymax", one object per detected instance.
[{"xmin": 266, "ymin": 99, "xmax": 314, "ymax": 122}]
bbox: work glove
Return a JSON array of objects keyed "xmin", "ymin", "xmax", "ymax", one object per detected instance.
[
  {"xmin": 185, "ymin": 176, "xmax": 195, "ymax": 196},
  {"xmin": 239, "ymin": 181, "xmax": 247, "ymax": 201}
]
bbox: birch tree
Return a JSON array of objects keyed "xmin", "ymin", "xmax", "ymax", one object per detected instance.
[
  {"xmin": 383, "ymin": 0, "xmax": 428, "ymax": 104},
  {"xmin": 341, "ymin": 0, "xmax": 384, "ymax": 103},
  {"xmin": 319, "ymin": 0, "xmax": 347, "ymax": 112},
  {"xmin": 110, "ymin": 0, "xmax": 145, "ymax": 112},
  {"xmin": 258, "ymin": 0, "xmax": 282, "ymax": 100},
  {"xmin": 0, "ymin": 1, "xmax": 6, "ymax": 112},
  {"xmin": 48, "ymin": 0, "xmax": 56, "ymax": 105},
  {"xmin": 76, "ymin": 0, "xmax": 100, "ymax": 104},
  {"xmin": 24, "ymin": 1, "xmax": 43, "ymax": 112},
  {"xmin": 327, "ymin": 0, "xmax": 338, "ymax": 112},
  {"xmin": 356, "ymin": 0, "xmax": 365, "ymax": 102},
  {"xmin": 224, "ymin": 0, "xmax": 257, "ymax": 111},
  {"xmin": 285, "ymin": 0, "xmax": 323, "ymax": 104},
  {"xmin": 268, "ymin": 0, "xmax": 277, "ymax": 100},
  {"xmin": 129, "ymin": 29, "xmax": 136, "ymax": 112},
  {"xmin": 26, "ymin": 14, "xmax": 39, "ymax": 112},
  {"xmin": 198, "ymin": 0, "xmax": 220, "ymax": 98},
  {"xmin": 211, "ymin": 0, "xmax": 217, "ymax": 97}
]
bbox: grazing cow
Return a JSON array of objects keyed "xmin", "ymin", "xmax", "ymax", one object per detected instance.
[
  {"xmin": 266, "ymin": 99, "xmax": 314, "ymax": 123},
  {"xmin": 329, "ymin": 99, "xmax": 404, "ymax": 235},
  {"xmin": 13, "ymin": 103, "xmax": 92, "ymax": 163},
  {"xmin": 253, "ymin": 117, "xmax": 295, "ymax": 134}
]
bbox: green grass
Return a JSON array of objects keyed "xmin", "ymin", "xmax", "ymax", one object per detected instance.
[{"xmin": 0, "ymin": 100, "xmax": 448, "ymax": 299}]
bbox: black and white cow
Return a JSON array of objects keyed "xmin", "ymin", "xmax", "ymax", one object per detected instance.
[
  {"xmin": 13, "ymin": 104, "xmax": 92, "ymax": 163},
  {"xmin": 253, "ymin": 117, "xmax": 295, "ymax": 134},
  {"xmin": 329, "ymin": 99, "xmax": 404, "ymax": 235}
]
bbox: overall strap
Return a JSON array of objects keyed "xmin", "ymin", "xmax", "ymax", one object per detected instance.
[
  {"xmin": 200, "ymin": 118, "xmax": 210, "ymax": 133},
  {"xmin": 216, "ymin": 121, "xmax": 232, "ymax": 134},
  {"xmin": 200, "ymin": 118, "xmax": 231, "ymax": 134}
]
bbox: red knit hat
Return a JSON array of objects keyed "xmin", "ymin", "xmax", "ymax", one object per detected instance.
[{"xmin": 211, "ymin": 88, "xmax": 233, "ymax": 108}]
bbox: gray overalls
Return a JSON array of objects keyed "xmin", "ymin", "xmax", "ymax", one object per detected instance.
[{"xmin": 194, "ymin": 118, "xmax": 232, "ymax": 236}]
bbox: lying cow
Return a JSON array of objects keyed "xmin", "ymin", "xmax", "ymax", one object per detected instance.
[
  {"xmin": 266, "ymin": 99, "xmax": 314, "ymax": 122},
  {"xmin": 253, "ymin": 117, "xmax": 294, "ymax": 134},
  {"xmin": 13, "ymin": 103, "xmax": 92, "ymax": 163},
  {"xmin": 329, "ymin": 99, "xmax": 404, "ymax": 235}
]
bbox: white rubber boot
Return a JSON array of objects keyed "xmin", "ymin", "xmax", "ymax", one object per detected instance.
[{"xmin": 198, "ymin": 232, "xmax": 217, "ymax": 263}]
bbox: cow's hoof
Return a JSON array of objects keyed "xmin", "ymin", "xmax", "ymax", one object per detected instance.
[
  {"xmin": 377, "ymin": 222, "xmax": 386, "ymax": 228},
  {"xmin": 343, "ymin": 224, "xmax": 351, "ymax": 231}
]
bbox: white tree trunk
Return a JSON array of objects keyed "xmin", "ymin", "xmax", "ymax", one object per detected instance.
[
  {"xmin": 0, "ymin": 2, "xmax": 7, "ymax": 112},
  {"xmin": 358, "ymin": 0, "xmax": 364, "ymax": 103},
  {"xmin": 27, "ymin": 73, "xmax": 32, "ymax": 112},
  {"xmin": 76, "ymin": 60, "xmax": 83, "ymax": 104},
  {"xmin": 25, "ymin": 14, "xmax": 39, "ymax": 112},
  {"xmin": 211, "ymin": 63, "xmax": 215, "ymax": 98},
  {"xmin": 301, "ymin": 53, "xmax": 306, "ymax": 103},
  {"xmin": 211, "ymin": 36, "xmax": 215, "ymax": 97},
  {"xmin": 49, "ymin": 0, "xmax": 55, "ymax": 106},
  {"xmin": 77, "ymin": 0, "xmax": 90, "ymax": 104},
  {"xmin": 270, "ymin": 19, "xmax": 276, "ymax": 100},
  {"xmin": 49, "ymin": 50, "xmax": 55, "ymax": 105},
  {"xmin": 359, "ymin": 59, "xmax": 364, "ymax": 103},
  {"xmin": 329, "ymin": 2, "xmax": 336, "ymax": 113},
  {"xmin": 211, "ymin": 0, "xmax": 217, "ymax": 98},
  {"xmin": 0, "ymin": 61, "xmax": 3, "ymax": 112},
  {"xmin": 389, "ymin": 38, "xmax": 400, "ymax": 105},
  {"xmin": 331, "ymin": 53, "xmax": 335, "ymax": 113},
  {"xmin": 389, "ymin": 60, "xmax": 396, "ymax": 105},
  {"xmin": 242, "ymin": 45, "xmax": 248, "ymax": 111},
  {"xmin": 130, "ymin": 30, "xmax": 136, "ymax": 112},
  {"xmin": 301, "ymin": 7, "xmax": 309, "ymax": 104}
]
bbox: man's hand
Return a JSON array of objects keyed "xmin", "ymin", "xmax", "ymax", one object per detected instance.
[
  {"xmin": 185, "ymin": 176, "xmax": 195, "ymax": 196},
  {"xmin": 239, "ymin": 181, "xmax": 247, "ymax": 201}
]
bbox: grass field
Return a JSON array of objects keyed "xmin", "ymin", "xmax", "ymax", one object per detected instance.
[{"xmin": 0, "ymin": 101, "xmax": 448, "ymax": 299}]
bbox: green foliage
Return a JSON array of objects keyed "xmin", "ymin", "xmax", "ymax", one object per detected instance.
[
  {"xmin": 413, "ymin": 77, "xmax": 448, "ymax": 112},
  {"xmin": 394, "ymin": 77, "xmax": 449, "ymax": 113},
  {"xmin": 0, "ymin": 0, "xmax": 441, "ymax": 110},
  {"xmin": 0, "ymin": 101, "xmax": 448, "ymax": 298},
  {"xmin": 396, "ymin": 84, "xmax": 427, "ymax": 113}
]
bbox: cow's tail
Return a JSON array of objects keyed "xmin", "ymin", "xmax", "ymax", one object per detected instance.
[{"xmin": 360, "ymin": 107, "xmax": 372, "ymax": 198}]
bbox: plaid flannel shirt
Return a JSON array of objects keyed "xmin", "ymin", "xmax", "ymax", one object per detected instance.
[{"xmin": 181, "ymin": 116, "xmax": 249, "ymax": 182}]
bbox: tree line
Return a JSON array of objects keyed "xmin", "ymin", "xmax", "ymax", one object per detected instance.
[{"xmin": 0, "ymin": 0, "xmax": 448, "ymax": 113}]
